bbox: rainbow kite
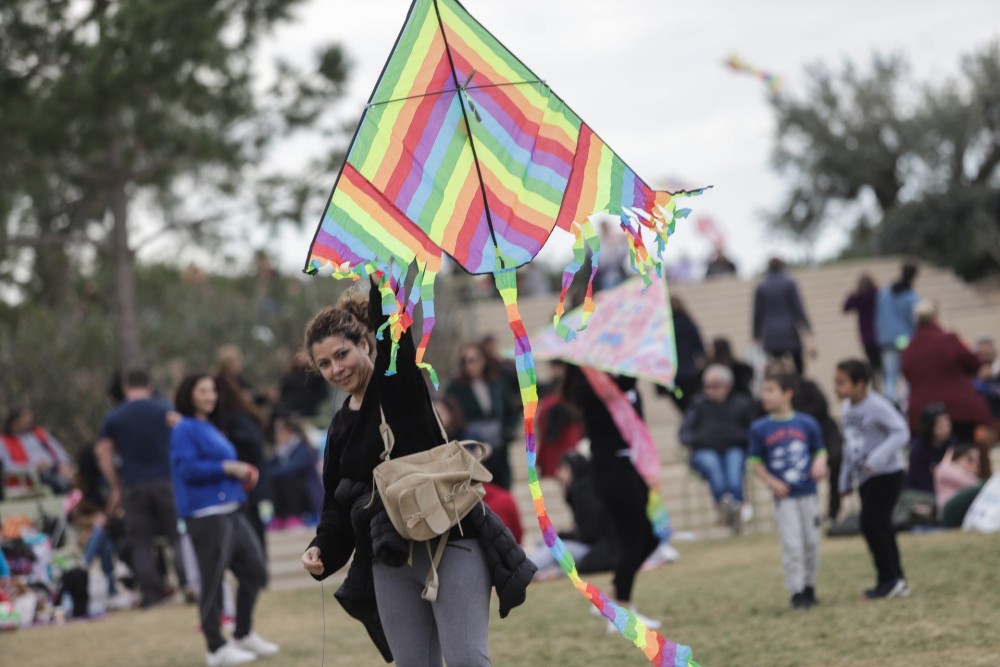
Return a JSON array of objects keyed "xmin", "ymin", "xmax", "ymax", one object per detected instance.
[{"xmin": 305, "ymin": 1, "xmax": 704, "ymax": 664}]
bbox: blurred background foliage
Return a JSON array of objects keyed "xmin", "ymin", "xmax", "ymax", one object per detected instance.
[{"xmin": 0, "ymin": 258, "xmax": 475, "ymax": 452}]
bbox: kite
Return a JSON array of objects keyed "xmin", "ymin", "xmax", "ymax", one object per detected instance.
[
  {"xmin": 724, "ymin": 54, "xmax": 781, "ymax": 95},
  {"xmin": 531, "ymin": 275, "xmax": 677, "ymax": 541},
  {"xmin": 531, "ymin": 274, "xmax": 677, "ymax": 388},
  {"xmin": 304, "ymin": 1, "xmax": 705, "ymax": 664}
]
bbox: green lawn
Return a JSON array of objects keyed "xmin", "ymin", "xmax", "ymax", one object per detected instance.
[{"xmin": 5, "ymin": 530, "xmax": 999, "ymax": 666}]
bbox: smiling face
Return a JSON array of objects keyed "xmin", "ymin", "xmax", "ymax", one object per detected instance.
[
  {"xmin": 310, "ymin": 334, "xmax": 373, "ymax": 397},
  {"xmin": 191, "ymin": 377, "xmax": 218, "ymax": 419}
]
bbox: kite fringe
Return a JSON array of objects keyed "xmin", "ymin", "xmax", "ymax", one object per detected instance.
[
  {"xmin": 552, "ymin": 188, "xmax": 709, "ymax": 342},
  {"xmin": 309, "ymin": 255, "xmax": 444, "ymax": 389}
]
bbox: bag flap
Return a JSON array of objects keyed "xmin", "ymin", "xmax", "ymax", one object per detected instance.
[{"xmin": 400, "ymin": 481, "xmax": 453, "ymax": 536}]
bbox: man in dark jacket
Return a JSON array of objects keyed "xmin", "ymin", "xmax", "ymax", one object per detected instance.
[
  {"xmin": 679, "ymin": 365, "xmax": 756, "ymax": 533},
  {"xmin": 753, "ymin": 258, "xmax": 815, "ymax": 375}
]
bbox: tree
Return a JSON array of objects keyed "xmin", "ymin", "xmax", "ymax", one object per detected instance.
[
  {"xmin": 0, "ymin": 0, "xmax": 349, "ymax": 368},
  {"xmin": 768, "ymin": 42, "xmax": 1000, "ymax": 279}
]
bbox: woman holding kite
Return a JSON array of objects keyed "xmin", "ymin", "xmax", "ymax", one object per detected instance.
[{"xmin": 300, "ymin": 275, "xmax": 535, "ymax": 666}]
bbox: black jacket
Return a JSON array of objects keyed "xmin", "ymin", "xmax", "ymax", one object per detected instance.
[
  {"xmin": 679, "ymin": 393, "xmax": 755, "ymax": 452},
  {"xmin": 308, "ymin": 281, "xmax": 535, "ymax": 661}
]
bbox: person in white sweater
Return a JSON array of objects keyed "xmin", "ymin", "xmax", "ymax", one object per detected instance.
[{"xmin": 834, "ymin": 359, "xmax": 911, "ymax": 600}]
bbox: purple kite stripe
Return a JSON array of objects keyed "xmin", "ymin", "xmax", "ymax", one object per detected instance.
[
  {"xmin": 488, "ymin": 212, "xmax": 547, "ymax": 258},
  {"xmin": 316, "ymin": 228, "xmax": 368, "ymax": 264},
  {"xmin": 473, "ymin": 89, "xmax": 573, "ymax": 180},
  {"xmin": 464, "ymin": 211, "xmax": 496, "ymax": 272},
  {"xmin": 395, "ymin": 92, "xmax": 458, "ymax": 213}
]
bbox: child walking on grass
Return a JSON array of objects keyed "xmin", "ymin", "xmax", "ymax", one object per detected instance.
[
  {"xmin": 834, "ymin": 359, "xmax": 912, "ymax": 600},
  {"xmin": 749, "ymin": 373, "xmax": 828, "ymax": 610}
]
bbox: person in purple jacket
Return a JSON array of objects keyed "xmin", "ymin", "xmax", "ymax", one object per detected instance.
[
  {"xmin": 171, "ymin": 373, "xmax": 279, "ymax": 667},
  {"xmin": 842, "ymin": 273, "xmax": 881, "ymax": 386}
]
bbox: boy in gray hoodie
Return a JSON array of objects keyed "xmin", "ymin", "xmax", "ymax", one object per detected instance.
[{"xmin": 834, "ymin": 359, "xmax": 911, "ymax": 599}]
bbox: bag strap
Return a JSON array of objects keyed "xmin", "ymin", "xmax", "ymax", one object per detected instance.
[
  {"xmin": 377, "ymin": 407, "xmax": 396, "ymax": 461},
  {"xmin": 377, "ymin": 401, "xmax": 451, "ymax": 461},
  {"xmin": 420, "ymin": 533, "xmax": 450, "ymax": 602}
]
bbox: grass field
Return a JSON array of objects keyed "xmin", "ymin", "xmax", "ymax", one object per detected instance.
[{"xmin": 4, "ymin": 530, "xmax": 999, "ymax": 666}]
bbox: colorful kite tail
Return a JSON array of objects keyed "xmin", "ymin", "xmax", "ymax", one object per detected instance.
[
  {"xmin": 553, "ymin": 219, "xmax": 599, "ymax": 342},
  {"xmin": 494, "ymin": 268, "xmax": 699, "ymax": 667}
]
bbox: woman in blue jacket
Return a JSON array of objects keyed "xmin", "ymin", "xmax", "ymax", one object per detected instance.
[{"xmin": 171, "ymin": 373, "xmax": 279, "ymax": 667}]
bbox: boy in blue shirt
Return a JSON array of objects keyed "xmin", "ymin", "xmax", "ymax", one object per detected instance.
[{"xmin": 749, "ymin": 373, "xmax": 828, "ymax": 609}]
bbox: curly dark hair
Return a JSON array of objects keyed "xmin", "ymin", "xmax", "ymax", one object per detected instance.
[{"xmin": 303, "ymin": 292, "xmax": 373, "ymax": 362}]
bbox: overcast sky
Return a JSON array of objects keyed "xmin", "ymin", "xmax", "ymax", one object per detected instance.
[{"xmin": 248, "ymin": 0, "xmax": 1000, "ymax": 278}]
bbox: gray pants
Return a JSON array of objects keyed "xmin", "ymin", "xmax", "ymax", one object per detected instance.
[
  {"xmin": 123, "ymin": 479, "xmax": 186, "ymax": 604},
  {"xmin": 373, "ymin": 538, "xmax": 491, "ymax": 667},
  {"xmin": 187, "ymin": 511, "xmax": 267, "ymax": 652},
  {"xmin": 773, "ymin": 495, "xmax": 821, "ymax": 594}
]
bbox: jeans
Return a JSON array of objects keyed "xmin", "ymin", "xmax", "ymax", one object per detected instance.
[
  {"xmin": 84, "ymin": 524, "xmax": 117, "ymax": 595},
  {"xmin": 690, "ymin": 448, "xmax": 746, "ymax": 503},
  {"xmin": 880, "ymin": 347, "xmax": 904, "ymax": 406}
]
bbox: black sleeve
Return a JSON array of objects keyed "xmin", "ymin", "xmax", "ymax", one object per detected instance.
[
  {"xmin": 308, "ymin": 425, "xmax": 355, "ymax": 579},
  {"xmin": 368, "ymin": 279, "xmax": 444, "ymax": 457}
]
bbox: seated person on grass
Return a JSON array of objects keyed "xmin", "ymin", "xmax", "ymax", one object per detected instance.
[
  {"xmin": 679, "ymin": 364, "xmax": 756, "ymax": 533},
  {"xmin": 934, "ymin": 443, "xmax": 985, "ymax": 528}
]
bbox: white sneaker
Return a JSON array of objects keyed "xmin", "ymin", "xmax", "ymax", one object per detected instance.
[
  {"xmin": 206, "ymin": 642, "xmax": 257, "ymax": 666},
  {"xmin": 886, "ymin": 578, "xmax": 911, "ymax": 599},
  {"xmin": 642, "ymin": 543, "xmax": 680, "ymax": 570},
  {"xmin": 234, "ymin": 631, "xmax": 280, "ymax": 657},
  {"xmin": 107, "ymin": 591, "xmax": 137, "ymax": 611}
]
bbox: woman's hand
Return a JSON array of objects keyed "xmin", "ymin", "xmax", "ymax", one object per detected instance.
[
  {"xmin": 302, "ymin": 546, "xmax": 324, "ymax": 576},
  {"xmin": 223, "ymin": 460, "xmax": 260, "ymax": 490},
  {"xmin": 223, "ymin": 460, "xmax": 252, "ymax": 480}
]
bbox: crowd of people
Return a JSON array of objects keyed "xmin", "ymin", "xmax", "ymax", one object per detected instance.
[
  {"xmin": 0, "ymin": 352, "xmax": 331, "ymax": 664},
  {"xmin": 660, "ymin": 258, "xmax": 998, "ymax": 609},
  {"xmin": 2, "ymin": 257, "xmax": 999, "ymax": 662}
]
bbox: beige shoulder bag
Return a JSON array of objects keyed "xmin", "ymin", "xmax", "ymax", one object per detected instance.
[{"xmin": 370, "ymin": 405, "xmax": 492, "ymax": 601}]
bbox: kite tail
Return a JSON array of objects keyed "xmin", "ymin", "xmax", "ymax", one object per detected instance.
[
  {"xmin": 494, "ymin": 267, "xmax": 699, "ymax": 667},
  {"xmin": 553, "ymin": 219, "xmax": 598, "ymax": 342},
  {"xmin": 326, "ymin": 257, "xmax": 444, "ymax": 389},
  {"xmin": 647, "ymin": 488, "xmax": 672, "ymax": 542},
  {"xmin": 407, "ymin": 256, "xmax": 443, "ymax": 388}
]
